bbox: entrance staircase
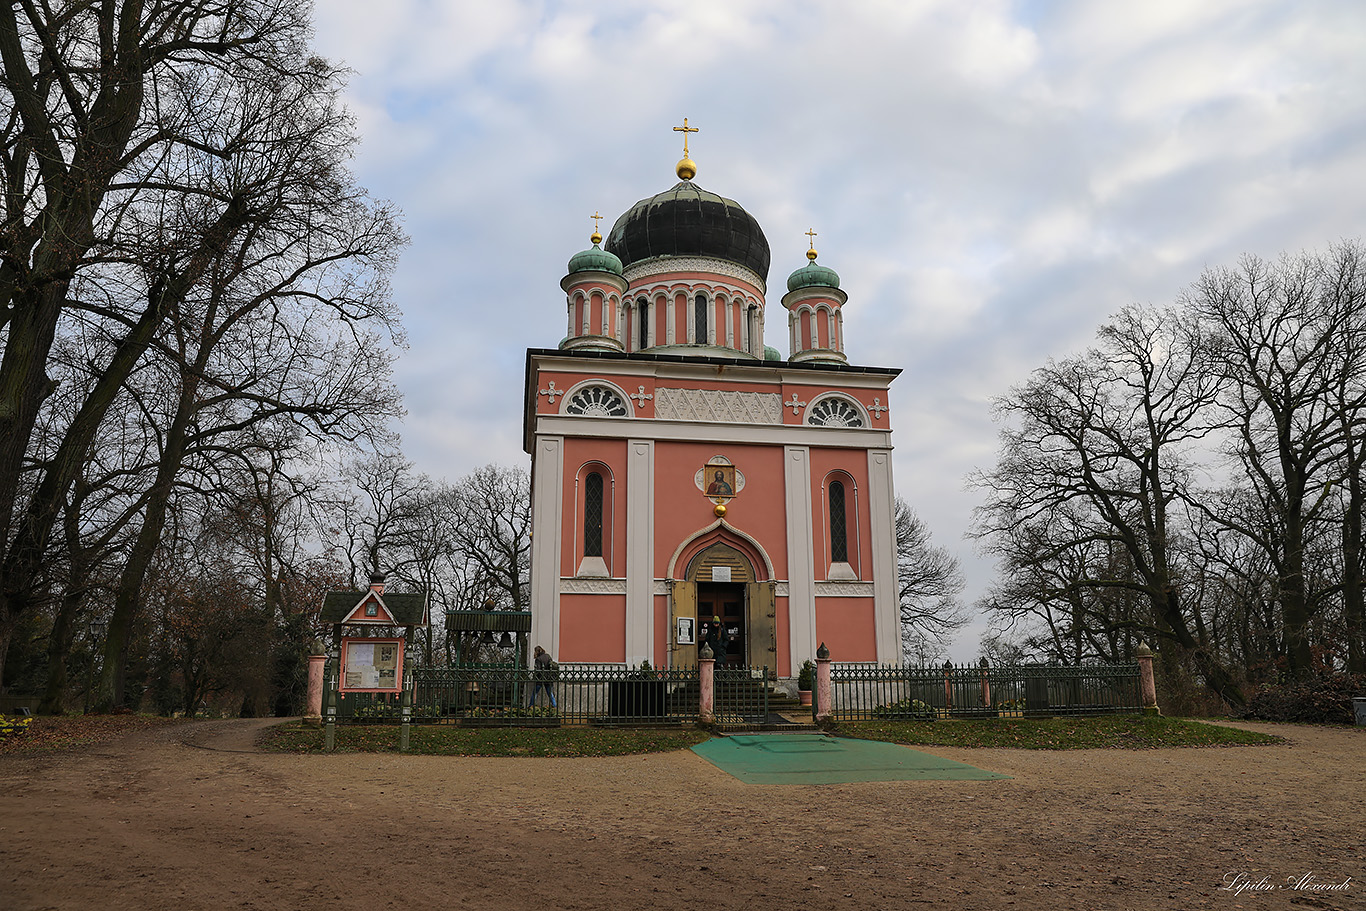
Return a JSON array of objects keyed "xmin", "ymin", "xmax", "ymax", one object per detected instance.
[{"xmin": 715, "ymin": 680, "xmax": 818, "ymax": 733}]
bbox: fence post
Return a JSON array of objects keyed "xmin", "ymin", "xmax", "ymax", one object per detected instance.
[
  {"xmin": 814, "ymin": 642, "xmax": 832, "ymax": 723},
  {"xmin": 943, "ymin": 660, "xmax": 954, "ymax": 710},
  {"xmin": 699, "ymin": 643, "xmax": 715, "ymax": 724},
  {"xmin": 304, "ymin": 643, "xmax": 326, "ymax": 727},
  {"xmin": 1136, "ymin": 642, "xmax": 1160, "ymax": 716},
  {"xmin": 979, "ymin": 657, "xmax": 991, "ymax": 709},
  {"xmin": 323, "ymin": 647, "xmax": 337, "ymax": 752},
  {"xmin": 400, "ymin": 643, "xmax": 414, "ymax": 752}
]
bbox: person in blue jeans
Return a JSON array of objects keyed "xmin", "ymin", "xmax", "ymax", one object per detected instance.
[{"xmin": 529, "ymin": 645, "xmax": 558, "ymax": 708}]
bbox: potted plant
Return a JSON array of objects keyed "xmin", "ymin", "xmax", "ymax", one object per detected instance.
[{"xmin": 797, "ymin": 659, "xmax": 815, "ymax": 706}]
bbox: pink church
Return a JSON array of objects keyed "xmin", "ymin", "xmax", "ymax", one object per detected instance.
[{"xmin": 524, "ymin": 142, "xmax": 902, "ymax": 684}]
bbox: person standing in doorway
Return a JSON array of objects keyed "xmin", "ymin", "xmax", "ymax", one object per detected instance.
[
  {"xmin": 529, "ymin": 645, "xmax": 558, "ymax": 708},
  {"xmin": 710, "ymin": 615, "xmax": 728, "ymax": 666}
]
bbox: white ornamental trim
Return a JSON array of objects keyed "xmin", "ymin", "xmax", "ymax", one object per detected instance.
[
  {"xmin": 623, "ymin": 256, "xmax": 766, "ymax": 294},
  {"xmin": 652, "ymin": 580, "xmax": 669, "ymax": 596},
  {"xmin": 655, "ymin": 387, "xmax": 782, "ymax": 424},
  {"xmin": 814, "ymin": 581, "xmax": 876, "ymax": 597},
  {"xmin": 774, "ymin": 582, "xmax": 790, "ymax": 597},
  {"xmin": 560, "ymin": 578, "xmax": 627, "ymax": 594}
]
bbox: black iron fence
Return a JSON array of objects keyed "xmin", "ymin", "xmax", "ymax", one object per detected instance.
[
  {"xmin": 327, "ymin": 663, "xmax": 702, "ymax": 727},
  {"xmin": 713, "ymin": 666, "xmax": 771, "ymax": 728},
  {"xmin": 831, "ymin": 662, "xmax": 1142, "ymax": 721}
]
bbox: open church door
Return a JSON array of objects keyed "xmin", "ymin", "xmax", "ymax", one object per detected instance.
[
  {"xmin": 670, "ymin": 580, "xmax": 698, "ymax": 668},
  {"xmin": 746, "ymin": 581, "xmax": 777, "ymax": 678}
]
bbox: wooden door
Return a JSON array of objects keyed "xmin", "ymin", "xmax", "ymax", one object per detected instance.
[
  {"xmin": 746, "ymin": 581, "xmax": 777, "ymax": 678},
  {"xmin": 669, "ymin": 580, "xmax": 698, "ymax": 668}
]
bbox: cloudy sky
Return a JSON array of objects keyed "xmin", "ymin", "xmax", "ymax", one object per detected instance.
[{"xmin": 309, "ymin": 0, "xmax": 1366, "ymax": 659}]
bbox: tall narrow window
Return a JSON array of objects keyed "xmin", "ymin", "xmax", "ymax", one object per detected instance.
[
  {"xmin": 829, "ymin": 480, "xmax": 848, "ymax": 563},
  {"xmin": 694, "ymin": 292, "xmax": 708, "ymax": 344},
  {"xmin": 637, "ymin": 298, "xmax": 649, "ymax": 349},
  {"xmin": 584, "ymin": 472, "xmax": 604, "ymax": 557}
]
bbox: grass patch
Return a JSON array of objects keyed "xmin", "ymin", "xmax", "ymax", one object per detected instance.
[
  {"xmin": 262, "ymin": 722, "xmax": 711, "ymax": 757},
  {"xmin": 839, "ymin": 715, "xmax": 1284, "ymax": 750},
  {"xmin": 0, "ymin": 714, "xmax": 190, "ymax": 757}
]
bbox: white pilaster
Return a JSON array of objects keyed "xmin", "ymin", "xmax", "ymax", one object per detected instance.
[
  {"xmin": 784, "ymin": 445, "xmax": 816, "ymax": 669},
  {"xmin": 666, "ymin": 295, "xmax": 676, "ymax": 345},
  {"xmin": 868, "ymin": 448, "xmax": 900, "ymax": 663},
  {"xmin": 625, "ymin": 438, "xmax": 655, "ymax": 666},
  {"xmin": 531, "ymin": 435, "xmax": 565, "ymax": 659}
]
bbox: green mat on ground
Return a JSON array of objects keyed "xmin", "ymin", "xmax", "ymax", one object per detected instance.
[{"xmin": 692, "ymin": 733, "xmax": 1011, "ymax": 784}]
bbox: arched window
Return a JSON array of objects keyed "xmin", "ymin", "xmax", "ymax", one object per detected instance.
[
  {"xmin": 806, "ymin": 396, "xmax": 866, "ymax": 428},
  {"xmin": 584, "ymin": 472, "xmax": 604, "ymax": 557},
  {"xmin": 565, "ymin": 385, "xmax": 628, "ymax": 417},
  {"xmin": 829, "ymin": 480, "xmax": 848, "ymax": 564},
  {"xmin": 694, "ymin": 292, "xmax": 708, "ymax": 344},
  {"xmin": 637, "ymin": 297, "xmax": 649, "ymax": 349}
]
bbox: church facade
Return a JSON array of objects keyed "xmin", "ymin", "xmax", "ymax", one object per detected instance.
[{"xmin": 524, "ymin": 137, "xmax": 902, "ymax": 681}]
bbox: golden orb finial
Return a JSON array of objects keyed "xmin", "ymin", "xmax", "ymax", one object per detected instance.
[
  {"xmin": 590, "ymin": 211, "xmax": 603, "ymax": 245},
  {"xmin": 713, "ymin": 502, "xmax": 726, "ymax": 518},
  {"xmin": 806, "ymin": 228, "xmax": 818, "ymax": 261},
  {"xmin": 673, "ymin": 117, "xmax": 699, "ymax": 181}
]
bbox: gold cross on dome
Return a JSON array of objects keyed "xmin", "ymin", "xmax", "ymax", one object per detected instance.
[
  {"xmin": 806, "ymin": 228, "xmax": 818, "ymax": 249},
  {"xmin": 591, "ymin": 211, "xmax": 603, "ymax": 233},
  {"xmin": 673, "ymin": 117, "xmax": 699, "ymax": 157}
]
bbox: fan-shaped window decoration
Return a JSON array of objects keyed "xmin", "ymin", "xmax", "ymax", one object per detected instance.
[
  {"xmin": 829, "ymin": 481, "xmax": 849, "ymax": 563},
  {"xmin": 806, "ymin": 397, "xmax": 865, "ymax": 427},
  {"xmin": 584, "ymin": 472, "xmax": 604, "ymax": 557},
  {"xmin": 565, "ymin": 385, "xmax": 629, "ymax": 417}
]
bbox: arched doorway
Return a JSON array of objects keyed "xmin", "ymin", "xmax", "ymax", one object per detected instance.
[{"xmin": 668, "ymin": 538, "xmax": 776, "ymax": 674}]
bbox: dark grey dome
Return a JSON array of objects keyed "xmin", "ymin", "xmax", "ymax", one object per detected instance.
[{"xmin": 604, "ymin": 182, "xmax": 770, "ymax": 282}]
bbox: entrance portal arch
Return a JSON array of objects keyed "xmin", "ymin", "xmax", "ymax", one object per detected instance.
[{"xmin": 667, "ymin": 525, "xmax": 777, "ymax": 674}]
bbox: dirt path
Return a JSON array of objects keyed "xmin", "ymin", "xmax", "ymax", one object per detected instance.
[{"xmin": 1, "ymin": 720, "xmax": 1361, "ymax": 911}]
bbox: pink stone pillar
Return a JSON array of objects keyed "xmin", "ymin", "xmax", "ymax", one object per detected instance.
[
  {"xmin": 814, "ymin": 643, "xmax": 832, "ymax": 723},
  {"xmin": 1136, "ymin": 642, "xmax": 1160, "ymax": 715},
  {"xmin": 699, "ymin": 656, "xmax": 715, "ymax": 723},
  {"xmin": 304, "ymin": 652, "xmax": 326, "ymax": 726}
]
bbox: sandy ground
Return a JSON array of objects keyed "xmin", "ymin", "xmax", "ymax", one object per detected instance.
[{"xmin": 0, "ymin": 719, "xmax": 1361, "ymax": 911}]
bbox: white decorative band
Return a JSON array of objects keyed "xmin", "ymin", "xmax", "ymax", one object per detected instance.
[
  {"xmin": 774, "ymin": 582, "xmax": 790, "ymax": 597},
  {"xmin": 655, "ymin": 387, "xmax": 782, "ymax": 424},
  {"xmin": 559, "ymin": 578, "xmax": 627, "ymax": 594},
  {"xmin": 814, "ymin": 581, "xmax": 876, "ymax": 597},
  {"xmin": 623, "ymin": 256, "xmax": 766, "ymax": 295},
  {"xmin": 653, "ymin": 580, "xmax": 669, "ymax": 596}
]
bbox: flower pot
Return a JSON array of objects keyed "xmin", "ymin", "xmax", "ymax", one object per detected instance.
[{"xmin": 798, "ymin": 689, "xmax": 812, "ymax": 706}]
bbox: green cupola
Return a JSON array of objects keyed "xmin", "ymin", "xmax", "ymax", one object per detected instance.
[{"xmin": 786, "ymin": 243, "xmax": 840, "ymax": 292}]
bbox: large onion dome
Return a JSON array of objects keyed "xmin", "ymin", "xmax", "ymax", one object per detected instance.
[{"xmin": 604, "ymin": 181, "xmax": 771, "ymax": 282}]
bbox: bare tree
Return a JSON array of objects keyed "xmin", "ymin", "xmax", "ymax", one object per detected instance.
[
  {"xmin": 972, "ymin": 304, "xmax": 1245, "ymax": 703},
  {"xmin": 1187, "ymin": 242, "xmax": 1366, "ymax": 678},
  {"xmin": 894, "ymin": 498, "xmax": 967, "ymax": 658}
]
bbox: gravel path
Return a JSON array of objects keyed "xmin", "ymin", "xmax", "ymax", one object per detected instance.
[{"xmin": 0, "ymin": 718, "xmax": 1360, "ymax": 910}]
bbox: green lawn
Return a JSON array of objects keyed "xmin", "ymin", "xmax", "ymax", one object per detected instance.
[
  {"xmin": 261, "ymin": 721, "xmax": 710, "ymax": 757},
  {"xmin": 838, "ymin": 714, "xmax": 1284, "ymax": 749}
]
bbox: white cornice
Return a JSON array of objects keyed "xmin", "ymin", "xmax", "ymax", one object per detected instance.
[{"xmin": 527, "ymin": 352, "xmax": 896, "ymax": 389}]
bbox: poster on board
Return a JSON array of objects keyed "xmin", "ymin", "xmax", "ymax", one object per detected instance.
[{"xmin": 341, "ymin": 637, "xmax": 403, "ymax": 691}]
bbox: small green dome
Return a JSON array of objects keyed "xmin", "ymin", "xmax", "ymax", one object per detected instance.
[
  {"xmin": 763, "ymin": 345, "xmax": 782, "ymax": 362},
  {"xmin": 786, "ymin": 260, "xmax": 841, "ymax": 292},
  {"xmin": 567, "ymin": 243, "xmax": 623, "ymax": 276}
]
